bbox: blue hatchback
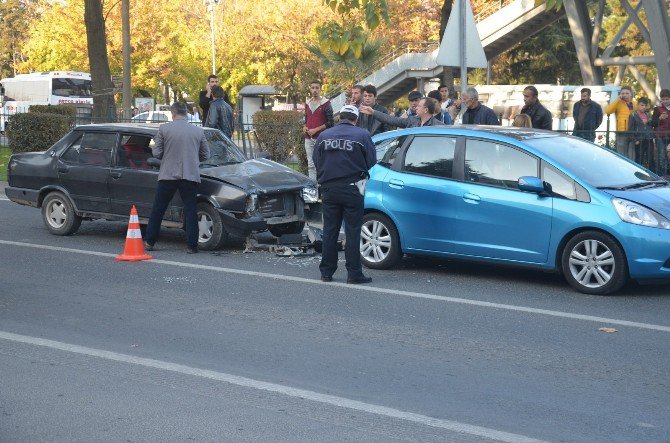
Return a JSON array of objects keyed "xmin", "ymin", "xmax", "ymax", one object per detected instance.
[{"xmin": 361, "ymin": 126, "xmax": 670, "ymax": 294}]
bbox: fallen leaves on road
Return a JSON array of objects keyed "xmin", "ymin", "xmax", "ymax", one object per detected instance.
[{"xmin": 598, "ymin": 327, "xmax": 618, "ymax": 333}]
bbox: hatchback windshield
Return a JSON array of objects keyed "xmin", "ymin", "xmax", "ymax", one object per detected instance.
[
  {"xmin": 202, "ymin": 130, "xmax": 246, "ymax": 166},
  {"xmin": 525, "ymin": 136, "xmax": 660, "ymax": 188}
]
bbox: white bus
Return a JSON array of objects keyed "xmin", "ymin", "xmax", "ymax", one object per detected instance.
[{"xmin": 0, "ymin": 71, "xmax": 94, "ymax": 132}]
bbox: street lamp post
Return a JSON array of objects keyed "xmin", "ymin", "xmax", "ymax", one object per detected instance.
[{"xmin": 204, "ymin": 0, "xmax": 219, "ymax": 75}]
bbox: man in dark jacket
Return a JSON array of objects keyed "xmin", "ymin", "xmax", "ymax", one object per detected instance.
[
  {"xmin": 205, "ymin": 85, "xmax": 235, "ymax": 139},
  {"xmin": 198, "ymin": 74, "xmax": 218, "ymax": 123},
  {"xmin": 521, "ymin": 85, "xmax": 553, "ymax": 130},
  {"xmin": 313, "ymin": 105, "xmax": 376, "ymax": 285},
  {"xmin": 357, "ymin": 84, "xmax": 389, "ymax": 135},
  {"xmin": 572, "ymin": 88, "xmax": 604, "ymax": 142},
  {"xmin": 460, "ymin": 87, "xmax": 500, "ymax": 125},
  {"xmin": 359, "ymin": 97, "xmax": 446, "ymax": 128}
]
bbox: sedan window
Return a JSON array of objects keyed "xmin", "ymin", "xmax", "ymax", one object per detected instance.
[
  {"xmin": 61, "ymin": 132, "xmax": 115, "ymax": 167},
  {"xmin": 402, "ymin": 136, "xmax": 456, "ymax": 179},
  {"xmin": 465, "ymin": 139, "xmax": 538, "ymax": 190},
  {"xmin": 117, "ymin": 134, "xmax": 153, "ymax": 169}
]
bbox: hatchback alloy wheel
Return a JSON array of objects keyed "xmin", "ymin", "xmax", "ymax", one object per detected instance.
[
  {"xmin": 568, "ymin": 239, "xmax": 615, "ymax": 288},
  {"xmin": 360, "ymin": 213, "xmax": 401, "ymax": 269},
  {"xmin": 561, "ymin": 230, "xmax": 628, "ymax": 295}
]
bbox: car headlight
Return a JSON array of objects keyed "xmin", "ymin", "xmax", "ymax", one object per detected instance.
[
  {"xmin": 612, "ymin": 198, "xmax": 670, "ymax": 230},
  {"xmin": 302, "ymin": 186, "xmax": 319, "ymax": 203}
]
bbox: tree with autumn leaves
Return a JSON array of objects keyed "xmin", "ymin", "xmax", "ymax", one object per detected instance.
[{"xmin": 2, "ymin": 0, "xmax": 663, "ymax": 116}]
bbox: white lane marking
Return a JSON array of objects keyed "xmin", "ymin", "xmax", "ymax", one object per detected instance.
[
  {"xmin": 0, "ymin": 197, "xmax": 9, "ymax": 201},
  {"xmin": 0, "ymin": 330, "xmax": 546, "ymax": 443},
  {"xmin": 2, "ymin": 239, "xmax": 670, "ymax": 333}
]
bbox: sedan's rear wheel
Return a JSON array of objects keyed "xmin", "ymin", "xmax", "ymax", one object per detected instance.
[
  {"xmin": 41, "ymin": 192, "xmax": 81, "ymax": 236},
  {"xmin": 360, "ymin": 213, "xmax": 401, "ymax": 270},
  {"xmin": 561, "ymin": 231, "xmax": 628, "ymax": 295},
  {"xmin": 197, "ymin": 203, "xmax": 228, "ymax": 250}
]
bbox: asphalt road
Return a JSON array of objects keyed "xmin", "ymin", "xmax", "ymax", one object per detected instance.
[{"xmin": 1, "ymin": 193, "xmax": 669, "ymax": 442}]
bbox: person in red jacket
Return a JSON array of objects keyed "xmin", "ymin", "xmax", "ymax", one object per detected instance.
[
  {"xmin": 303, "ymin": 80, "xmax": 334, "ymax": 180},
  {"xmin": 651, "ymin": 88, "xmax": 670, "ymax": 176}
]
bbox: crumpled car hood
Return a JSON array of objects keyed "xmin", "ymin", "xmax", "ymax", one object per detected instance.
[{"xmin": 200, "ymin": 159, "xmax": 313, "ymax": 193}]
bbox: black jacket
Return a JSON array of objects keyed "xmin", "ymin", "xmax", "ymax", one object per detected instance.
[
  {"xmin": 357, "ymin": 103, "xmax": 389, "ymax": 135},
  {"xmin": 463, "ymin": 104, "xmax": 500, "ymax": 125},
  {"xmin": 521, "ymin": 101, "xmax": 553, "ymax": 130}
]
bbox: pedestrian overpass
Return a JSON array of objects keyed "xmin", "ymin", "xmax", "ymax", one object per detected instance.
[{"xmin": 330, "ymin": 0, "xmax": 670, "ymax": 110}]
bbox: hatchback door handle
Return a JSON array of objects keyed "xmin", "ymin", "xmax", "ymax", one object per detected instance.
[
  {"xmin": 463, "ymin": 192, "xmax": 481, "ymax": 203},
  {"xmin": 110, "ymin": 171, "xmax": 122, "ymax": 179},
  {"xmin": 389, "ymin": 179, "xmax": 404, "ymax": 189}
]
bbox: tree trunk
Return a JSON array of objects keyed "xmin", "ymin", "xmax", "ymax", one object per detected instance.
[{"xmin": 84, "ymin": 0, "xmax": 116, "ymax": 122}]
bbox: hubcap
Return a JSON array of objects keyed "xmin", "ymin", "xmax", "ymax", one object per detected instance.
[
  {"xmin": 198, "ymin": 212, "xmax": 213, "ymax": 243},
  {"xmin": 568, "ymin": 239, "xmax": 615, "ymax": 288},
  {"xmin": 46, "ymin": 200, "xmax": 67, "ymax": 229},
  {"xmin": 360, "ymin": 219, "xmax": 392, "ymax": 263}
]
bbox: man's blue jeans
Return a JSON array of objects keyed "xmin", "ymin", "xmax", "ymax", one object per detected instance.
[{"xmin": 145, "ymin": 179, "xmax": 199, "ymax": 249}]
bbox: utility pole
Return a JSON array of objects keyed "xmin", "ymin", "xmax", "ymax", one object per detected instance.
[
  {"xmin": 205, "ymin": 0, "xmax": 219, "ymax": 75},
  {"xmin": 122, "ymin": 0, "xmax": 131, "ymax": 119}
]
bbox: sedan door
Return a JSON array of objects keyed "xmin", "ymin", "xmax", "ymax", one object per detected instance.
[
  {"xmin": 57, "ymin": 131, "xmax": 115, "ymax": 213},
  {"xmin": 382, "ymin": 135, "xmax": 461, "ymax": 253},
  {"xmin": 109, "ymin": 133, "xmax": 159, "ymax": 218},
  {"xmin": 452, "ymin": 138, "xmax": 553, "ymax": 264}
]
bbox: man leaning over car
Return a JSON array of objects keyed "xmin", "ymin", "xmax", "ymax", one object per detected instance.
[{"xmin": 144, "ymin": 102, "xmax": 210, "ymax": 254}]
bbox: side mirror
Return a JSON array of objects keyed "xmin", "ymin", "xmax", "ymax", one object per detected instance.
[
  {"xmin": 254, "ymin": 151, "xmax": 271, "ymax": 160},
  {"xmin": 147, "ymin": 157, "xmax": 161, "ymax": 168},
  {"xmin": 518, "ymin": 176, "xmax": 546, "ymax": 194}
]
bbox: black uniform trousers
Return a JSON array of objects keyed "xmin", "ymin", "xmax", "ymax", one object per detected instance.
[{"xmin": 319, "ymin": 184, "xmax": 365, "ymax": 280}]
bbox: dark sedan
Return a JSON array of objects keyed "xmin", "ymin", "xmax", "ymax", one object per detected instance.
[{"xmin": 6, "ymin": 123, "xmax": 319, "ymax": 250}]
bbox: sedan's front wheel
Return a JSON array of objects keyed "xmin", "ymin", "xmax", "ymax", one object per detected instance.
[
  {"xmin": 561, "ymin": 231, "xmax": 628, "ymax": 295},
  {"xmin": 360, "ymin": 213, "xmax": 401, "ymax": 270},
  {"xmin": 41, "ymin": 192, "xmax": 82, "ymax": 236},
  {"xmin": 197, "ymin": 203, "xmax": 228, "ymax": 250}
]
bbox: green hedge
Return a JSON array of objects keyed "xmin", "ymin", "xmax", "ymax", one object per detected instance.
[
  {"xmin": 252, "ymin": 110, "xmax": 306, "ymax": 174},
  {"xmin": 29, "ymin": 105, "xmax": 77, "ymax": 117},
  {"xmin": 6, "ymin": 113, "xmax": 72, "ymax": 153}
]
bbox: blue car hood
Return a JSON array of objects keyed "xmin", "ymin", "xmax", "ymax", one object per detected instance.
[{"xmin": 606, "ymin": 186, "xmax": 670, "ymax": 218}]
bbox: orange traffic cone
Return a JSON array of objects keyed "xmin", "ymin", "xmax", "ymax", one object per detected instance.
[{"xmin": 116, "ymin": 205, "xmax": 152, "ymax": 261}]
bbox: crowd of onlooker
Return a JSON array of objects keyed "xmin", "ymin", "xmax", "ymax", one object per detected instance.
[{"xmin": 320, "ymin": 82, "xmax": 670, "ymax": 177}]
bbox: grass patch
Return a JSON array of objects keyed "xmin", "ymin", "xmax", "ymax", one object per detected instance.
[{"xmin": 0, "ymin": 146, "xmax": 10, "ymax": 182}]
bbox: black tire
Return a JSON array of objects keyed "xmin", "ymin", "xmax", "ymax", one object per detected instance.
[
  {"xmin": 561, "ymin": 230, "xmax": 628, "ymax": 295},
  {"xmin": 41, "ymin": 191, "xmax": 82, "ymax": 236},
  {"xmin": 268, "ymin": 221, "xmax": 305, "ymax": 237},
  {"xmin": 360, "ymin": 212, "xmax": 402, "ymax": 270},
  {"xmin": 197, "ymin": 203, "xmax": 229, "ymax": 250}
]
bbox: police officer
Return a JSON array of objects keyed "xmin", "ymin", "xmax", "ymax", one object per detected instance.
[{"xmin": 313, "ymin": 105, "xmax": 377, "ymax": 284}]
